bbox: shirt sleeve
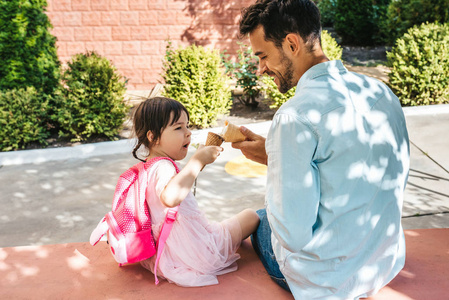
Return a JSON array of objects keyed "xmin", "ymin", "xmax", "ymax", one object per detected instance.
[
  {"xmin": 153, "ymin": 160, "xmax": 178, "ymax": 199},
  {"xmin": 266, "ymin": 112, "xmax": 320, "ymax": 253}
]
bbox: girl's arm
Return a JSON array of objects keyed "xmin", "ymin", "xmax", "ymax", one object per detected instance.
[{"xmin": 160, "ymin": 145, "xmax": 222, "ymax": 207}]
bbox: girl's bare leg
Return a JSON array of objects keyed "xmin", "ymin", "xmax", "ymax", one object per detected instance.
[{"xmin": 236, "ymin": 208, "xmax": 260, "ymax": 240}]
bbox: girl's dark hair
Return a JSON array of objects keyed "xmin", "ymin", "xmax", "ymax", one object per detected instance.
[
  {"xmin": 239, "ymin": 0, "xmax": 321, "ymax": 51},
  {"xmin": 132, "ymin": 97, "xmax": 189, "ymax": 161}
]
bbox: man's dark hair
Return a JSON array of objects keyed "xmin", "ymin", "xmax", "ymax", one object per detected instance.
[{"xmin": 239, "ymin": 0, "xmax": 321, "ymax": 51}]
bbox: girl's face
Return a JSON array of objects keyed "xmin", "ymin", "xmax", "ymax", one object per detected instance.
[{"xmin": 148, "ymin": 111, "xmax": 191, "ymax": 160}]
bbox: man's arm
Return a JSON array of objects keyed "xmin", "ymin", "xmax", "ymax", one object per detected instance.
[{"xmin": 266, "ymin": 113, "xmax": 320, "ymax": 253}]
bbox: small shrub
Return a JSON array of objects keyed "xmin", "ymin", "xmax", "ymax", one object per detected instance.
[
  {"xmin": 162, "ymin": 43, "xmax": 231, "ymax": 128},
  {"xmin": 224, "ymin": 43, "xmax": 261, "ymax": 108},
  {"xmin": 0, "ymin": 87, "xmax": 50, "ymax": 151},
  {"xmin": 56, "ymin": 51, "xmax": 128, "ymax": 141},
  {"xmin": 0, "ymin": 0, "xmax": 60, "ymax": 95},
  {"xmin": 383, "ymin": 0, "xmax": 449, "ymax": 45},
  {"xmin": 263, "ymin": 30, "xmax": 342, "ymax": 108},
  {"xmin": 387, "ymin": 22, "xmax": 449, "ymax": 106}
]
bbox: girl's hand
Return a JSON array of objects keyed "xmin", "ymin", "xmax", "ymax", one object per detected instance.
[{"xmin": 193, "ymin": 144, "xmax": 223, "ymax": 167}]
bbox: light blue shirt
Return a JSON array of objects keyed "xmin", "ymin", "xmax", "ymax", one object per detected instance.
[{"xmin": 265, "ymin": 60, "xmax": 409, "ymax": 299}]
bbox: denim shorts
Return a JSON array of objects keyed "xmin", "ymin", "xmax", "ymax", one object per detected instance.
[{"xmin": 251, "ymin": 209, "xmax": 291, "ymax": 292}]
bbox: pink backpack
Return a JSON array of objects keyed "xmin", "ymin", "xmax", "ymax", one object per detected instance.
[{"xmin": 90, "ymin": 157, "xmax": 179, "ymax": 285}]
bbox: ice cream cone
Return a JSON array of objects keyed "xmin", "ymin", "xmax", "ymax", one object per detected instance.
[
  {"xmin": 222, "ymin": 120, "xmax": 246, "ymax": 142},
  {"xmin": 205, "ymin": 132, "xmax": 224, "ymax": 146}
]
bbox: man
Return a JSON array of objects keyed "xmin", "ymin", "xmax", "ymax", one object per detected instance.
[{"xmin": 232, "ymin": 0, "xmax": 410, "ymax": 299}]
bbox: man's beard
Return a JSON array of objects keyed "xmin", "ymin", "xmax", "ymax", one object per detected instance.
[{"xmin": 277, "ymin": 51, "xmax": 295, "ymax": 94}]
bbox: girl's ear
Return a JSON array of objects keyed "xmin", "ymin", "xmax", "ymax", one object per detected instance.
[{"xmin": 147, "ymin": 131, "xmax": 154, "ymax": 143}]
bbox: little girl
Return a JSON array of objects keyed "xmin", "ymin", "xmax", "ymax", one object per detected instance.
[{"xmin": 132, "ymin": 97, "xmax": 260, "ymax": 287}]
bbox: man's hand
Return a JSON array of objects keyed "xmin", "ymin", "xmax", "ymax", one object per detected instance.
[{"xmin": 231, "ymin": 126, "xmax": 267, "ymax": 165}]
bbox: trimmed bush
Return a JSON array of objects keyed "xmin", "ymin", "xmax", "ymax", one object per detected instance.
[
  {"xmin": 316, "ymin": 0, "xmax": 337, "ymax": 27},
  {"xmin": 0, "ymin": 0, "xmax": 60, "ymax": 94},
  {"xmin": 263, "ymin": 30, "xmax": 342, "ymax": 108},
  {"xmin": 383, "ymin": 0, "xmax": 449, "ymax": 45},
  {"xmin": 0, "ymin": 87, "xmax": 50, "ymax": 151},
  {"xmin": 334, "ymin": 0, "xmax": 376, "ymax": 45},
  {"xmin": 162, "ymin": 43, "xmax": 231, "ymax": 128},
  {"xmin": 56, "ymin": 51, "xmax": 128, "ymax": 141},
  {"xmin": 387, "ymin": 23, "xmax": 449, "ymax": 106},
  {"xmin": 334, "ymin": 0, "xmax": 391, "ymax": 45}
]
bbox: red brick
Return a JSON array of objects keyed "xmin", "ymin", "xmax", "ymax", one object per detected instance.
[
  {"xmin": 51, "ymin": 27, "xmax": 74, "ymax": 41},
  {"xmin": 123, "ymin": 41, "xmax": 141, "ymax": 55},
  {"xmin": 110, "ymin": 56, "xmax": 133, "ymax": 69},
  {"xmin": 71, "ymin": 0, "xmax": 91, "ymax": 11},
  {"xmin": 112, "ymin": 27, "xmax": 131, "ymax": 41},
  {"xmin": 74, "ymin": 27, "xmax": 93, "ymax": 41},
  {"xmin": 111, "ymin": 0, "xmax": 129, "ymax": 11},
  {"xmin": 143, "ymin": 69, "xmax": 161, "ymax": 84},
  {"xmin": 167, "ymin": 0, "xmax": 186, "ymax": 10},
  {"xmin": 176, "ymin": 11, "xmax": 193, "ymax": 26},
  {"xmin": 133, "ymin": 83, "xmax": 154, "ymax": 90},
  {"xmin": 82, "ymin": 12, "xmax": 102, "ymax": 26},
  {"xmin": 151, "ymin": 56, "xmax": 163, "ymax": 69},
  {"xmin": 121, "ymin": 11, "xmax": 139, "ymax": 26},
  {"xmin": 131, "ymin": 26, "xmax": 150, "ymax": 41},
  {"xmin": 91, "ymin": 0, "xmax": 110, "ymax": 11},
  {"xmin": 93, "ymin": 27, "xmax": 112, "ymax": 41},
  {"xmin": 56, "ymin": 42, "xmax": 67, "ymax": 57},
  {"xmin": 222, "ymin": 25, "xmax": 239, "ymax": 39},
  {"xmin": 139, "ymin": 11, "xmax": 158, "ymax": 26},
  {"xmin": 133, "ymin": 55, "xmax": 152, "ymax": 68},
  {"xmin": 148, "ymin": 0, "xmax": 166, "ymax": 10},
  {"xmin": 85, "ymin": 42, "xmax": 105, "ymax": 55},
  {"xmin": 66, "ymin": 42, "xmax": 87, "ymax": 56},
  {"xmin": 46, "ymin": 12, "xmax": 64, "ymax": 26},
  {"xmin": 63, "ymin": 12, "xmax": 82, "ymax": 26},
  {"xmin": 104, "ymin": 42, "xmax": 123, "ymax": 55},
  {"xmin": 129, "ymin": 0, "xmax": 148, "ymax": 11},
  {"xmin": 148, "ymin": 26, "xmax": 168, "ymax": 40},
  {"xmin": 101, "ymin": 12, "xmax": 120, "ymax": 26},
  {"xmin": 168, "ymin": 25, "xmax": 187, "ymax": 40},
  {"xmin": 52, "ymin": 0, "xmax": 71, "ymax": 11},
  {"xmin": 122, "ymin": 69, "xmax": 143, "ymax": 84},
  {"xmin": 158, "ymin": 10, "xmax": 174, "ymax": 25},
  {"xmin": 46, "ymin": 0, "xmax": 54, "ymax": 11},
  {"xmin": 141, "ymin": 40, "xmax": 161, "ymax": 55}
]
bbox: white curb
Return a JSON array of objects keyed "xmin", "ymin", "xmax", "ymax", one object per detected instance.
[{"xmin": 0, "ymin": 121, "xmax": 272, "ymax": 166}]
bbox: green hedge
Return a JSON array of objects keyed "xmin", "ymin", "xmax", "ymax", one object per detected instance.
[
  {"xmin": 0, "ymin": 0, "xmax": 60, "ymax": 95},
  {"xmin": 56, "ymin": 52, "xmax": 129, "ymax": 141},
  {"xmin": 383, "ymin": 0, "xmax": 449, "ymax": 45},
  {"xmin": 162, "ymin": 43, "xmax": 231, "ymax": 128},
  {"xmin": 0, "ymin": 87, "xmax": 51, "ymax": 151},
  {"xmin": 387, "ymin": 22, "xmax": 449, "ymax": 106}
]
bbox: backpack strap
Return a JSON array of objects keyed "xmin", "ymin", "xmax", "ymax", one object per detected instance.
[
  {"xmin": 154, "ymin": 206, "xmax": 178, "ymax": 285},
  {"xmin": 144, "ymin": 157, "xmax": 180, "ymax": 285}
]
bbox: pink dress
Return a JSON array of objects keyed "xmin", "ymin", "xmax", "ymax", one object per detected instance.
[{"xmin": 140, "ymin": 159, "xmax": 242, "ymax": 287}]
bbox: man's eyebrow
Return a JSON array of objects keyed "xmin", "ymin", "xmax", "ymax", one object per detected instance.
[{"xmin": 254, "ymin": 51, "xmax": 263, "ymax": 56}]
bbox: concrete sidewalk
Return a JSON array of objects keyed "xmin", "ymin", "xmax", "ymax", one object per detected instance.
[{"xmin": 0, "ymin": 105, "xmax": 448, "ymax": 248}]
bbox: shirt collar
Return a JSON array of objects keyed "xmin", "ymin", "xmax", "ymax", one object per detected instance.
[{"xmin": 295, "ymin": 60, "xmax": 347, "ymax": 92}]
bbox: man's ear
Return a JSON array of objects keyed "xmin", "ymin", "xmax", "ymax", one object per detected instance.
[{"xmin": 284, "ymin": 33, "xmax": 301, "ymax": 55}]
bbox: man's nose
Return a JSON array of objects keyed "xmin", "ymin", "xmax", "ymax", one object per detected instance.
[{"xmin": 257, "ymin": 64, "xmax": 267, "ymax": 76}]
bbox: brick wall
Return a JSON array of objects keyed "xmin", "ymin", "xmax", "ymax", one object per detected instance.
[{"xmin": 45, "ymin": 0, "xmax": 253, "ymax": 90}]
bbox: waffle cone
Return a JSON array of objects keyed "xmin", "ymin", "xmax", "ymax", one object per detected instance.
[
  {"xmin": 205, "ymin": 132, "xmax": 224, "ymax": 146},
  {"xmin": 222, "ymin": 121, "xmax": 245, "ymax": 142}
]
